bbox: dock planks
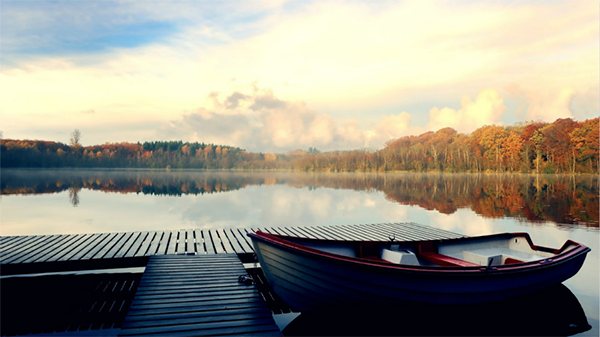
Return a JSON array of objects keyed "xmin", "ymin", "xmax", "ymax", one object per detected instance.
[
  {"xmin": 0, "ymin": 223, "xmax": 465, "ymax": 275},
  {"xmin": 118, "ymin": 254, "xmax": 281, "ymax": 337}
]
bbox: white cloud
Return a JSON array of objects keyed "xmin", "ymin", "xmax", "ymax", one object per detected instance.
[
  {"xmin": 159, "ymin": 86, "xmax": 369, "ymax": 152},
  {"xmin": 366, "ymin": 112, "xmax": 414, "ymax": 148},
  {"xmin": 1, "ymin": 0, "xmax": 596, "ymax": 147},
  {"xmin": 506, "ymin": 85, "xmax": 577, "ymax": 122},
  {"xmin": 426, "ymin": 89, "xmax": 506, "ymax": 133},
  {"xmin": 159, "ymin": 87, "xmax": 511, "ymax": 151}
]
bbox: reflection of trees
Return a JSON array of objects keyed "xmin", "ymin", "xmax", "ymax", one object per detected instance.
[
  {"xmin": 68, "ymin": 187, "xmax": 81, "ymax": 207},
  {"xmin": 1, "ymin": 170, "xmax": 598, "ymax": 227}
]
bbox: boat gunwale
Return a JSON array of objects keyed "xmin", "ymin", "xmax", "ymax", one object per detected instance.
[{"xmin": 248, "ymin": 231, "xmax": 590, "ymax": 275}]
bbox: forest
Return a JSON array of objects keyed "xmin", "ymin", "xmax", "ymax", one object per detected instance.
[{"xmin": 1, "ymin": 117, "xmax": 598, "ymax": 174}]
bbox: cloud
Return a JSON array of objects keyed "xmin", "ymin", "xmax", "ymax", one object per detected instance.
[
  {"xmin": 1, "ymin": 0, "xmax": 596, "ymax": 147},
  {"xmin": 425, "ymin": 89, "xmax": 506, "ymax": 133},
  {"xmin": 570, "ymin": 85, "xmax": 600, "ymax": 119},
  {"xmin": 504, "ymin": 84, "xmax": 594, "ymax": 122},
  {"xmin": 225, "ymin": 92, "xmax": 248, "ymax": 109},
  {"xmin": 366, "ymin": 112, "xmax": 414, "ymax": 148},
  {"xmin": 159, "ymin": 87, "xmax": 369, "ymax": 152},
  {"xmin": 159, "ymin": 87, "xmax": 514, "ymax": 151}
]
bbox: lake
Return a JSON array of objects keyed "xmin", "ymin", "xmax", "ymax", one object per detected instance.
[{"xmin": 1, "ymin": 169, "xmax": 598, "ymax": 336}]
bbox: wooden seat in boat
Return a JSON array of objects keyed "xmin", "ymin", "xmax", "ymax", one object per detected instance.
[
  {"xmin": 419, "ymin": 252, "xmax": 479, "ymax": 267},
  {"xmin": 417, "ymin": 241, "xmax": 479, "ymax": 267}
]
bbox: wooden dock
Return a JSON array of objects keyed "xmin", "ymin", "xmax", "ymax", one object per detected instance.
[
  {"xmin": 1, "ymin": 223, "xmax": 466, "ymax": 336},
  {"xmin": 118, "ymin": 254, "xmax": 282, "ymax": 336},
  {"xmin": 0, "ymin": 223, "xmax": 465, "ymax": 275}
]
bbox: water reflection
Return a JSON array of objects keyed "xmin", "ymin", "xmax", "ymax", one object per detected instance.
[
  {"xmin": 283, "ymin": 284, "xmax": 590, "ymax": 336},
  {"xmin": 1, "ymin": 169, "xmax": 597, "ymax": 227},
  {"xmin": 68, "ymin": 187, "xmax": 80, "ymax": 207}
]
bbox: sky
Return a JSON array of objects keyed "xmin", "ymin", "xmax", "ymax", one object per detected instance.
[{"xmin": 1, "ymin": 0, "xmax": 598, "ymax": 152}]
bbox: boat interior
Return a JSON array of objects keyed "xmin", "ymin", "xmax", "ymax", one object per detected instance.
[{"xmin": 293, "ymin": 234, "xmax": 578, "ymax": 268}]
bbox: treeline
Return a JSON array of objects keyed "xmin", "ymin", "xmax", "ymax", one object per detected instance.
[
  {"xmin": 0, "ymin": 140, "xmax": 281, "ymax": 170},
  {"xmin": 1, "ymin": 117, "xmax": 598, "ymax": 173},
  {"xmin": 292, "ymin": 117, "xmax": 599, "ymax": 174}
]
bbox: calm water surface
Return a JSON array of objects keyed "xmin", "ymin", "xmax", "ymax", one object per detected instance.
[{"xmin": 1, "ymin": 169, "xmax": 598, "ymax": 336}]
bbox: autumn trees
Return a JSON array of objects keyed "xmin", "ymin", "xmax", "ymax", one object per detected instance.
[
  {"xmin": 0, "ymin": 117, "xmax": 598, "ymax": 173},
  {"xmin": 292, "ymin": 117, "xmax": 598, "ymax": 174}
]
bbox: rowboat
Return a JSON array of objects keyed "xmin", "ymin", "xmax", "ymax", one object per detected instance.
[{"xmin": 248, "ymin": 231, "xmax": 590, "ymax": 312}]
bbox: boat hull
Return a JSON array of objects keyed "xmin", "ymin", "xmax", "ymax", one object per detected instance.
[{"xmin": 250, "ymin": 234, "xmax": 589, "ymax": 312}]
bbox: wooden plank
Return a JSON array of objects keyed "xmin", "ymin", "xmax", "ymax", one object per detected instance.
[
  {"xmin": 125, "ymin": 231, "xmax": 150, "ymax": 258},
  {"xmin": 217, "ymin": 229, "xmax": 235, "ymax": 254},
  {"xmin": 324, "ymin": 225, "xmax": 362, "ymax": 241},
  {"xmin": 30, "ymin": 234, "xmax": 89, "ymax": 263},
  {"xmin": 54, "ymin": 232, "xmax": 108, "ymax": 262},
  {"xmin": 209, "ymin": 230, "xmax": 225, "ymax": 254},
  {"xmin": 346, "ymin": 224, "xmax": 382, "ymax": 241},
  {"xmin": 12, "ymin": 234, "xmax": 86, "ymax": 263},
  {"xmin": 404, "ymin": 222, "xmax": 464, "ymax": 239},
  {"xmin": 301, "ymin": 225, "xmax": 329, "ymax": 239},
  {"xmin": 93, "ymin": 232, "xmax": 128, "ymax": 259},
  {"xmin": 120, "ymin": 254, "xmax": 281, "ymax": 336},
  {"xmin": 386, "ymin": 222, "xmax": 449, "ymax": 240},
  {"xmin": 260, "ymin": 227, "xmax": 278, "ymax": 235},
  {"xmin": 222, "ymin": 229, "xmax": 244, "ymax": 254},
  {"xmin": 82, "ymin": 232, "xmax": 119, "ymax": 260},
  {"xmin": 194, "ymin": 230, "xmax": 206, "ymax": 255},
  {"xmin": 65, "ymin": 233, "xmax": 111, "ymax": 261},
  {"xmin": 202, "ymin": 230, "xmax": 216, "ymax": 255},
  {"xmin": 154, "ymin": 231, "xmax": 171, "ymax": 256},
  {"xmin": 0, "ymin": 223, "xmax": 465, "ymax": 266},
  {"xmin": 366, "ymin": 223, "xmax": 402, "ymax": 240},
  {"xmin": 165, "ymin": 230, "xmax": 178, "ymax": 255},
  {"xmin": 267, "ymin": 227, "xmax": 285, "ymax": 235},
  {"xmin": 350, "ymin": 224, "xmax": 389, "ymax": 241},
  {"xmin": 122, "ymin": 307, "xmax": 271, "ymax": 328},
  {"xmin": 291, "ymin": 226, "xmax": 320, "ymax": 239},
  {"xmin": 307, "ymin": 225, "xmax": 344, "ymax": 240},
  {"xmin": 136, "ymin": 231, "xmax": 158, "ymax": 257},
  {"xmin": 379, "ymin": 223, "xmax": 432, "ymax": 241},
  {"xmin": 130, "ymin": 290, "xmax": 260, "ymax": 306},
  {"xmin": 377, "ymin": 223, "xmax": 421, "ymax": 241},
  {"xmin": 133, "ymin": 282, "xmax": 246, "ymax": 297},
  {"xmin": 0, "ymin": 235, "xmax": 66, "ymax": 263},
  {"xmin": 186, "ymin": 229, "xmax": 196, "ymax": 255},
  {"xmin": 55, "ymin": 233, "xmax": 98, "ymax": 261},
  {"xmin": 1, "ymin": 235, "xmax": 57, "ymax": 263},
  {"xmin": 104, "ymin": 232, "xmax": 135, "ymax": 259},
  {"xmin": 336, "ymin": 224, "xmax": 370, "ymax": 240},
  {"xmin": 119, "ymin": 316, "xmax": 278, "ymax": 336},
  {"xmin": 1, "ymin": 235, "xmax": 43, "ymax": 252},
  {"xmin": 123, "ymin": 302, "xmax": 272, "ymax": 321},
  {"xmin": 112, "ymin": 232, "xmax": 142, "ymax": 259},
  {"xmin": 279, "ymin": 227, "xmax": 304, "ymax": 238},
  {"xmin": 137, "ymin": 269, "xmax": 244, "ymax": 281},
  {"xmin": 271, "ymin": 227, "xmax": 292, "ymax": 237},
  {"xmin": 176, "ymin": 230, "xmax": 186, "ymax": 255},
  {"xmin": 232, "ymin": 228, "xmax": 255, "ymax": 253},
  {"xmin": 0, "ymin": 235, "xmax": 20, "ymax": 248},
  {"xmin": 228, "ymin": 228, "xmax": 252, "ymax": 253},
  {"xmin": 144, "ymin": 231, "xmax": 164, "ymax": 256}
]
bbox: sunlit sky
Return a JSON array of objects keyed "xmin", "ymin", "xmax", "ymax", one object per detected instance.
[{"xmin": 1, "ymin": 0, "xmax": 598, "ymax": 152}]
